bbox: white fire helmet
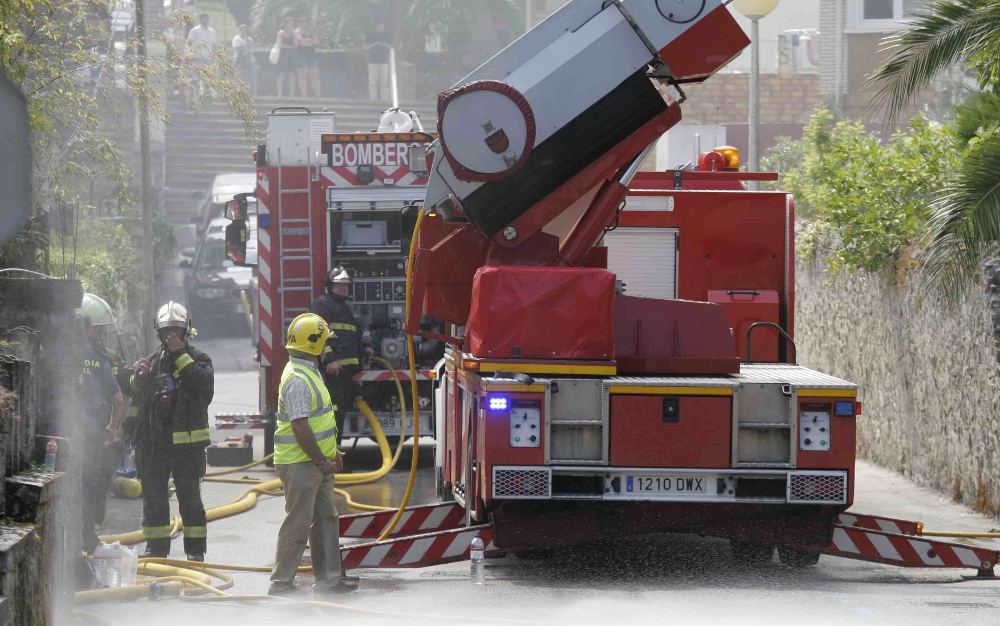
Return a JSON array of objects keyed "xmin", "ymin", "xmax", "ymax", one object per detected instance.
[
  {"xmin": 78, "ymin": 293, "xmax": 115, "ymax": 328},
  {"xmin": 155, "ymin": 301, "xmax": 191, "ymax": 332},
  {"xmin": 326, "ymin": 266, "xmax": 351, "ymax": 286}
]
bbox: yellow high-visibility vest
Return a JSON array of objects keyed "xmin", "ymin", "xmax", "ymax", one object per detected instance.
[{"xmin": 274, "ymin": 360, "xmax": 338, "ymax": 465}]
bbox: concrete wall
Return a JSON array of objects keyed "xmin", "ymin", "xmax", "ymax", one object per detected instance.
[{"xmin": 796, "ymin": 258, "xmax": 1000, "ymax": 515}]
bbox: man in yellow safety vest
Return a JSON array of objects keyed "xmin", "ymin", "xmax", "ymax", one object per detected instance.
[{"xmin": 268, "ymin": 313, "xmax": 358, "ymax": 596}]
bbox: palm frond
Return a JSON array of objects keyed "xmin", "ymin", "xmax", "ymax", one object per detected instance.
[
  {"xmin": 868, "ymin": 0, "xmax": 998, "ymax": 126},
  {"xmin": 918, "ymin": 128, "xmax": 1000, "ymax": 301}
]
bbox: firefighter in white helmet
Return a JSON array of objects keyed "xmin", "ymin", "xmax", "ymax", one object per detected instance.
[
  {"xmin": 131, "ymin": 301, "xmax": 214, "ymax": 561},
  {"xmin": 268, "ymin": 313, "xmax": 357, "ymax": 596},
  {"xmin": 309, "ymin": 266, "xmax": 363, "ymax": 445},
  {"xmin": 77, "ymin": 293, "xmax": 126, "ymax": 553}
]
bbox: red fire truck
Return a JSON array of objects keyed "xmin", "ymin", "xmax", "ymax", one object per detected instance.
[
  {"xmin": 225, "ymin": 107, "xmax": 441, "ymax": 445},
  {"xmin": 224, "ymin": 0, "xmax": 999, "ymax": 576}
]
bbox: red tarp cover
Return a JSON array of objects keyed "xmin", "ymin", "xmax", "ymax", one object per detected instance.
[{"xmin": 465, "ymin": 266, "xmax": 615, "ymax": 360}]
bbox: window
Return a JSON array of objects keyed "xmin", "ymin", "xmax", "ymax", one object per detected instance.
[
  {"xmin": 848, "ymin": 0, "xmax": 907, "ymax": 31},
  {"xmin": 864, "ymin": 0, "xmax": 893, "ymax": 19}
]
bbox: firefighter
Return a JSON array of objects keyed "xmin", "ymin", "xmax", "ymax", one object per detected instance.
[
  {"xmin": 269, "ymin": 313, "xmax": 357, "ymax": 596},
  {"xmin": 309, "ymin": 266, "xmax": 362, "ymax": 444},
  {"xmin": 131, "ymin": 301, "xmax": 213, "ymax": 561},
  {"xmin": 78, "ymin": 294, "xmax": 126, "ymax": 553}
]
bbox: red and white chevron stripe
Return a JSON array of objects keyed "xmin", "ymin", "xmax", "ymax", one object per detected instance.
[
  {"xmin": 837, "ymin": 512, "xmax": 921, "ymax": 536},
  {"xmin": 827, "ymin": 524, "xmax": 998, "ymax": 571},
  {"xmin": 340, "ymin": 525, "xmax": 500, "ymax": 569},
  {"xmin": 255, "ymin": 172, "xmax": 274, "ymax": 368},
  {"xmin": 340, "ymin": 502, "xmax": 465, "ymax": 539},
  {"xmin": 321, "ymin": 165, "xmax": 428, "ymax": 188},
  {"xmin": 215, "ymin": 413, "xmax": 268, "ymax": 430}
]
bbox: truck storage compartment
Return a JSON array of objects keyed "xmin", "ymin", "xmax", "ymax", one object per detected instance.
[
  {"xmin": 609, "ymin": 395, "xmax": 731, "ymax": 467},
  {"xmin": 465, "ymin": 266, "xmax": 615, "ymax": 360},
  {"xmin": 707, "ymin": 289, "xmax": 780, "ymax": 362},
  {"xmin": 614, "ymin": 295, "xmax": 740, "ymax": 375}
]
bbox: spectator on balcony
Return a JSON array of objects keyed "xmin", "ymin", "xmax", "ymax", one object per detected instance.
[
  {"xmin": 274, "ymin": 18, "xmax": 299, "ymax": 97},
  {"xmin": 365, "ymin": 21, "xmax": 391, "ymax": 102},
  {"xmin": 232, "ymin": 23, "xmax": 258, "ymax": 96},
  {"xmin": 295, "ymin": 19, "xmax": 321, "ymax": 99}
]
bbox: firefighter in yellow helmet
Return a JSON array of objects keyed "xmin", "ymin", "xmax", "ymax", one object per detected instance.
[{"xmin": 269, "ymin": 313, "xmax": 357, "ymax": 596}]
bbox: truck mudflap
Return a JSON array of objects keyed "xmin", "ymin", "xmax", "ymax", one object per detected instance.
[
  {"xmin": 339, "ymin": 524, "xmax": 500, "ymax": 569},
  {"xmin": 340, "ymin": 502, "xmax": 465, "ymax": 539},
  {"xmin": 814, "ymin": 512, "xmax": 1000, "ymax": 577}
]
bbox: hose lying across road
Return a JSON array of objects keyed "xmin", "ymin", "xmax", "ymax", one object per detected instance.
[{"xmin": 99, "ymin": 338, "xmax": 418, "ymax": 544}]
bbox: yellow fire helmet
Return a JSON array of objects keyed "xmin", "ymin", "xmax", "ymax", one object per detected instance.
[{"xmin": 285, "ymin": 313, "xmax": 334, "ymax": 356}]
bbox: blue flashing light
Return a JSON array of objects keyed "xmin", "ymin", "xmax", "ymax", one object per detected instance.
[
  {"xmin": 834, "ymin": 401, "xmax": 854, "ymax": 417},
  {"xmin": 488, "ymin": 397, "xmax": 509, "ymax": 411}
]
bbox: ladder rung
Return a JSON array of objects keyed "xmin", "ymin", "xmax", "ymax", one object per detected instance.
[
  {"xmin": 281, "ymin": 249, "xmax": 312, "ymax": 254},
  {"xmin": 281, "ymin": 188, "xmax": 309, "ymax": 193},
  {"xmin": 281, "ymin": 256, "xmax": 312, "ymax": 261},
  {"xmin": 282, "ymin": 287, "xmax": 312, "ymax": 293},
  {"xmin": 280, "ymin": 218, "xmax": 311, "ymax": 224}
]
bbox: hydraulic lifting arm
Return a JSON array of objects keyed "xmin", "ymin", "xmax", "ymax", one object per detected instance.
[{"xmin": 408, "ymin": 0, "xmax": 749, "ymax": 333}]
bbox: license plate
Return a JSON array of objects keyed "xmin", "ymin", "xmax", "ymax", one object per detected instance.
[
  {"xmin": 626, "ymin": 475, "xmax": 707, "ymax": 495},
  {"xmin": 363, "ymin": 417, "xmax": 403, "ymax": 435}
]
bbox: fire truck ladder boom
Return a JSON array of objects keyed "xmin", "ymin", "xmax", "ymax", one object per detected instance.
[{"xmin": 276, "ymin": 146, "xmax": 316, "ymax": 325}]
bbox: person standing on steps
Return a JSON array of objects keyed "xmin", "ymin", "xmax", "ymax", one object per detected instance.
[
  {"xmin": 232, "ymin": 23, "xmax": 258, "ymax": 97},
  {"xmin": 365, "ymin": 21, "xmax": 391, "ymax": 102},
  {"xmin": 274, "ymin": 18, "xmax": 298, "ymax": 97},
  {"xmin": 131, "ymin": 301, "xmax": 213, "ymax": 562},
  {"xmin": 295, "ymin": 19, "xmax": 321, "ymax": 98}
]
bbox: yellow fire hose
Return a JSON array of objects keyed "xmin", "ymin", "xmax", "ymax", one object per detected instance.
[
  {"xmin": 100, "ymin": 348, "xmax": 417, "ymax": 544},
  {"xmin": 375, "ymin": 207, "xmax": 426, "ymax": 541}
]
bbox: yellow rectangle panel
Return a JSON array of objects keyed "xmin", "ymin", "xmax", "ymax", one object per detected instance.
[
  {"xmin": 475, "ymin": 362, "xmax": 617, "ymax": 376},
  {"xmin": 607, "ymin": 385, "xmax": 734, "ymax": 396},
  {"xmin": 797, "ymin": 388, "xmax": 857, "ymax": 398},
  {"xmin": 481, "ymin": 384, "xmax": 546, "ymax": 393}
]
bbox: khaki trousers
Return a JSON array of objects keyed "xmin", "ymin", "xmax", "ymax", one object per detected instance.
[{"xmin": 270, "ymin": 462, "xmax": 342, "ymax": 584}]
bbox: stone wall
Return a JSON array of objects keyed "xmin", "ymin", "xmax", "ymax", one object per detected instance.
[{"xmin": 796, "ymin": 258, "xmax": 1000, "ymax": 514}]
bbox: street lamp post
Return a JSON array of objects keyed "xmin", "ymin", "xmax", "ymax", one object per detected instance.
[{"xmin": 733, "ymin": 0, "xmax": 779, "ymax": 190}]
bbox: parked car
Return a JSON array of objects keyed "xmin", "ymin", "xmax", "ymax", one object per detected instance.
[
  {"xmin": 193, "ymin": 173, "xmax": 257, "ymax": 236},
  {"xmin": 182, "ymin": 217, "xmax": 253, "ymax": 330}
]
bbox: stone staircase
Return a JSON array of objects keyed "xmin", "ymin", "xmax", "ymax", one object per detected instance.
[{"xmin": 162, "ymin": 96, "xmax": 437, "ymax": 223}]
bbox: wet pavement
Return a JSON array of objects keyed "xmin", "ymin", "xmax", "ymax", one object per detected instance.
[{"xmin": 87, "ymin": 335, "xmax": 1000, "ymax": 625}]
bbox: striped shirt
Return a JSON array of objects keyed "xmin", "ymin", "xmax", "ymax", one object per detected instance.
[{"xmin": 282, "ymin": 356, "xmax": 320, "ymax": 421}]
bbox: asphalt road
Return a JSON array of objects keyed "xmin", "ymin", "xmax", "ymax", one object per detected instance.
[{"xmin": 87, "ymin": 336, "xmax": 1000, "ymax": 626}]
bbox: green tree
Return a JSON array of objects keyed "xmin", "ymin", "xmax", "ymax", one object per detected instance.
[
  {"xmin": 0, "ymin": 0, "xmax": 257, "ymax": 312},
  {"xmin": 869, "ymin": 0, "xmax": 1000, "ymax": 299},
  {"xmin": 765, "ymin": 109, "xmax": 960, "ymax": 274}
]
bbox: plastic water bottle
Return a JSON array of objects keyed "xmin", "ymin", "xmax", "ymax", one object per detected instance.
[
  {"xmin": 105, "ymin": 542, "xmax": 122, "ymax": 588},
  {"xmin": 43, "ymin": 438, "xmax": 57, "ymax": 472},
  {"xmin": 117, "ymin": 543, "xmax": 137, "ymax": 586},
  {"xmin": 92, "ymin": 542, "xmax": 112, "ymax": 587},
  {"xmin": 469, "ymin": 534, "xmax": 485, "ymax": 585}
]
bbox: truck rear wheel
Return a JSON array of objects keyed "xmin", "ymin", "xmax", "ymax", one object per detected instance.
[
  {"xmin": 777, "ymin": 545, "xmax": 820, "ymax": 567},
  {"xmin": 730, "ymin": 540, "xmax": 774, "ymax": 565}
]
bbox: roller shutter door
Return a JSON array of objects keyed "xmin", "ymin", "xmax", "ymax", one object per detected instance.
[{"xmin": 603, "ymin": 227, "xmax": 678, "ymax": 299}]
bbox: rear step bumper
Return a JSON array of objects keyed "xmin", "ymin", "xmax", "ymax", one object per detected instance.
[{"xmin": 492, "ymin": 465, "xmax": 848, "ymax": 505}]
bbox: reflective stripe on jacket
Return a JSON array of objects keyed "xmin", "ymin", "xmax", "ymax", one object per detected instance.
[{"xmin": 274, "ymin": 359, "xmax": 338, "ymax": 465}]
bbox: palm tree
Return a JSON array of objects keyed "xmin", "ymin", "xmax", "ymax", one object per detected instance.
[{"xmin": 868, "ymin": 0, "xmax": 1000, "ymax": 300}]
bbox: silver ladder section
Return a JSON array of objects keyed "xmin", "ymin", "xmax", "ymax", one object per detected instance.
[{"xmin": 276, "ymin": 147, "xmax": 315, "ymax": 326}]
